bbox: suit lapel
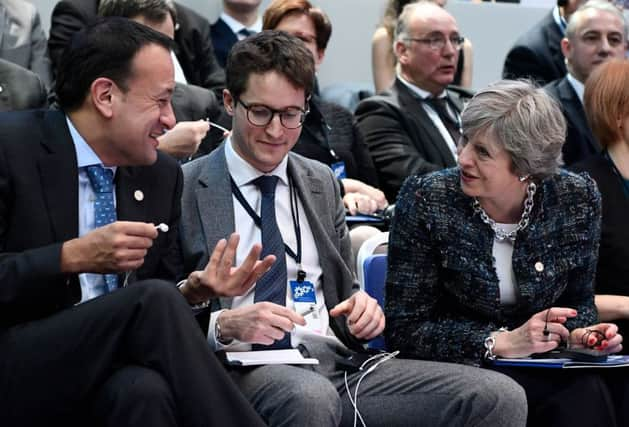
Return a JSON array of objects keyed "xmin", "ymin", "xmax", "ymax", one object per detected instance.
[
  {"xmin": 115, "ymin": 167, "xmax": 148, "ymax": 222},
  {"xmin": 558, "ymin": 78, "xmax": 599, "ymax": 153},
  {"xmin": 196, "ymin": 147, "xmax": 235, "ymax": 308},
  {"xmin": 38, "ymin": 110, "xmax": 79, "ymax": 242},
  {"xmin": 394, "ymin": 79, "xmax": 457, "ymax": 166}
]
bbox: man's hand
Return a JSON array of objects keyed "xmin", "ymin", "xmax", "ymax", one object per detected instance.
[
  {"xmin": 180, "ymin": 233, "xmax": 275, "ymax": 304},
  {"xmin": 329, "ymin": 291, "xmax": 385, "ymax": 340},
  {"xmin": 157, "ymin": 120, "xmax": 209, "ymax": 159},
  {"xmin": 61, "ymin": 221, "xmax": 158, "ymax": 273},
  {"xmin": 219, "ymin": 302, "xmax": 306, "ymax": 344}
]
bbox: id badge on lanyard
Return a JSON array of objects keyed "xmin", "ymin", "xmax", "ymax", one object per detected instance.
[{"xmin": 290, "ymin": 277, "xmax": 322, "ymax": 334}]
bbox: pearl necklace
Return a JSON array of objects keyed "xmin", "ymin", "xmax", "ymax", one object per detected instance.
[{"xmin": 472, "ymin": 182, "xmax": 537, "ymax": 243}]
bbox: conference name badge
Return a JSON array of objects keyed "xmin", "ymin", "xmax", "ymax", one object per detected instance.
[{"xmin": 290, "ymin": 280, "xmax": 322, "ymax": 333}]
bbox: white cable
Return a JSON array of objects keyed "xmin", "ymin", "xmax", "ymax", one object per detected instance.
[{"xmin": 344, "ymin": 351, "xmax": 400, "ymax": 427}]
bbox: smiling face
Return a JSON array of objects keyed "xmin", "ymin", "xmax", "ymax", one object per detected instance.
[
  {"xmin": 224, "ymin": 70, "xmax": 306, "ymax": 172},
  {"xmin": 396, "ymin": 5, "xmax": 459, "ymax": 95},
  {"xmin": 562, "ymin": 9, "xmax": 626, "ymax": 83},
  {"xmin": 106, "ymin": 43, "xmax": 176, "ymax": 166},
  {"xmin": 458, "ymin": 131, "xmax": 528, "ymax": 215}
]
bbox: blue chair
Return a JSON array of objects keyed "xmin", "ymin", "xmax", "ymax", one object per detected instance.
[{"xmin": 362, "ymin": 254, "xmax": 387, "ymax": 350}]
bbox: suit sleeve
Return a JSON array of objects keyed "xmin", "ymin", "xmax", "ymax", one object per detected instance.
[
  {"xmin": 48, "ymin": 1, "xmax": 87, "ymax": 75},
  {"xmin": 0, "ymin": 133, "xmax": 78, "ymax": 327},
  {"xmin": 355, "ymin": 98, "xmax": 444, "ymax": 200}
]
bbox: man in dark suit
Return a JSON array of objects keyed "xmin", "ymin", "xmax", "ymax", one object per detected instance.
[
  {"xmin": 0, "ymin": 18, "xmax": 267, "ymax": 427},
  {"xmin": 502, "ymin": 0, "xmax": 585, "ymax": 85},
  {"xmin": 0, "ymin": 58, "xmax": 47, "ymax": 111},
  {"xmin": 211, "ymin": 0, "xmax": 262, "ymax": 67},
  {"xmin": 545, "ymin": 0, "xmax": 626, "ymax": 166},
  {"xmin": 355, "ymin": 2, "xmax": 466, "ymax": 202},
  {"xmin": 179, "ymin": 30, "xmax": 528, "ymax": 427},
  {"xmin": 48, "ymin": 0, "xmax": 225, "ymax": 93}
]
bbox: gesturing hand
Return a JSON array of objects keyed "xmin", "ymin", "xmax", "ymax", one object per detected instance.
[
  {"xmin": 61, "ymin": 221, "xmax": 158, "ymax": 274},
  {"xmin": 329, "ymin": 291, "xmax": 385, "ymax": 340},
  {"xmin": 495, "ymin": 307, "xmax": 576, "ymax": 358},
  {"xmin": 219, "ymin": 302, "xmax": 306, "ymax": 345},
  {"xmin": 182, "ymin": 233, "xmax": 275, "ymax": 304}
]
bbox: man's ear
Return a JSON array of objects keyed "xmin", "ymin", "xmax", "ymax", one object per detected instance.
[
  {"xmin": 91, "ymin": 77, "xmax": 115, "ymax": 119},
  {"xmin": 315, "ymin": 48, "xmax": 325, "ymax": 70},
  {"xmin": 223, "ymin": 89, "xmax": 235, "ymax": 116},
  {"xmin": 394, "ymin": 39, "xmax": 409, "ymax": 66},
  {"xmin": 560, "ymin": 37, "xmax": 571, "ymax": 59}
]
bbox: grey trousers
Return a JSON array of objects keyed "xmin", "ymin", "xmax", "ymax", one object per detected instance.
[{"xmin": 228, "ymin": 341, "xmax": 527, "ymax": 427}]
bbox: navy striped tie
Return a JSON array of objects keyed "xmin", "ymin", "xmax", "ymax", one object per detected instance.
[{"xmin": 252, "ymin": 175, "xmax": 290, "ymax": 349}]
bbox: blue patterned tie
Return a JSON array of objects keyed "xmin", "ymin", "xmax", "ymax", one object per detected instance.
[
  {"xmin": 86, "ymin": 165, "xmax": 118, "ymax": 293},
  {"xmin": 252, "ymin": 175, "xmax": 290, "ymax": 349}
]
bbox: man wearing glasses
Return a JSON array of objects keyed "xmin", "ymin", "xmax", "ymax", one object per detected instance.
[
  {"xmin": 356, "ymin": 1, "xmax": 467, "ymax": 203},
  {"xmin": 178, "ymin": 30, "xmax": 527, "ymax": 427}
]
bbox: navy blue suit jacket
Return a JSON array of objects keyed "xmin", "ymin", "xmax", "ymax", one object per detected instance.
[{"xmin": 210, "ymin": 18, "xmax": 238, "ymax": 68}]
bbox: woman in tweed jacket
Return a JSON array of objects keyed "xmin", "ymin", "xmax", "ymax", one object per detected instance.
[{"xmin": 386, "ymin": 80, "xmax": 629, "ymax": 427}]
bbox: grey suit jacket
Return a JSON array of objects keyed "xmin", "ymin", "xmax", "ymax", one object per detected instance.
[
  {"xmin": 0, "ymin": 0, "xmax": 51, "ymax": 88},
  {"xmin": 179, "ymin": 145, "xmax": 363, "ymax": 350},
  {"xmin": 0, "ymin": 57, "xmax": 46, "ymax": 111}
]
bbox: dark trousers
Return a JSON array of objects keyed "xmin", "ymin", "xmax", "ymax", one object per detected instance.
[
  {"xmin": 0, "ymin": 280, "xmax": 265, "ymax": 427},
  {"xmin": 491, "ymin": 366, "xmax": 625, "ymax": 427}
]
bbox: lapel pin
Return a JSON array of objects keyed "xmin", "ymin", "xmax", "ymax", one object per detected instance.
[
  {"xmin": 0, "ymin": 85, "xmax": 3, "ymax": 94},
  {"xmin": 134, "ymin": 190, "xmax": 144, "ymax": 201},
  {"xmin": 535, "ymin": 262, "xmax": 544, "ymax": 273}
]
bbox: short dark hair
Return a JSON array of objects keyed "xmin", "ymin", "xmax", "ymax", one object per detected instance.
[
  {"xmin": 226, "ymin": 30, "xmax": 315, "ymax": 101},
  {"xmin": 98, "ymin": 0, "xmax": 177, "ymax": 27},
  {"xmin": 55, "ymin": 17, "xmax": 173, "ymax": 111},
  {"xmin": 262, "ymin": 0, "xmax": 332, "ymax": 51}
]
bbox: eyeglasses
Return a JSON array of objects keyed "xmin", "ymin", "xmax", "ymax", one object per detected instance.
[
  {"xmin": 405, "ymin": 35, "xmax": 465, "ymax": 51},
  {"xmin": 236, "ymin": 99, "xmax": 308, "ymax": 129}
]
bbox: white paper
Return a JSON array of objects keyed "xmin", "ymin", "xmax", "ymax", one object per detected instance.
[{"xmin": 225, "ymin": 349, "xmax": 319, "ymax": 366}]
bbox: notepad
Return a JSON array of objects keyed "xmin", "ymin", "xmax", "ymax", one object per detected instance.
[
  {"xmin": 492, "ymin": 355, "xmax": 629, "ymax": 369},
  {"xmin": 225, "ymin": 349, "xmax": 320, "ymax": 366}
]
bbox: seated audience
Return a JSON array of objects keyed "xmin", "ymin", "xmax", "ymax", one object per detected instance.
[
  {"xmin": 574, "ymin": 59, "xmax": 629, "ymax": 350},
  {"xmin": 0, "ymin": 0, "xmax": 52, "ymax": 88},
  {"xmin": 0, "ymin": 18, "xmax": 267, "ymax": 427},
  {"xmin": 263, "ymin": 0, "xmax": 387, "ymax": 216},
  {"xmin": 386, "ymin": 79, "xmax": 629, "ymax": 427},
  {"xmin": 48, "ymin": 0, "xmax": 225, "ymax": 93},
  {"xmin": 371, "ymin": 0, "xmax": 473, "ymax": 93},
  {"xmin": 545, "ymin": 0, "xmax": 626, "ymax": 166},
  {"xmin": 503, "ymin": 0, "xmax": 583, "ymax": 85},
  {"xmin": 0, "ymin": 58, "xmax": 47, "ymax": 111},
  {"xmin": 211, "ymin": 0, "xmax": 263, "ymax": 68},
  {"xmin": 97, "ymin": 0, "xmax": 231, "ymax": 161},
  {"xmin": 178, "ymin": 30, "xmax": 528, "ymax": 427},
  {"xmin": 356, "ymin": 1, "xmax": 465, "ymax": 203}
]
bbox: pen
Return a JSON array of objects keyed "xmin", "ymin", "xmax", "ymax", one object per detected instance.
[{"xmin": 205, "ymin": 118, "xmax": 230, "ymax": 134}]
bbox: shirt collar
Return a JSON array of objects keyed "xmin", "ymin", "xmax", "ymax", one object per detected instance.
[
  {"xmin": 552, "ymin": 6, "xmax": 567, "ymax": 35},
  {"xmin": 397, "ymin": 75, "xmax": 447, "ymax": 99},
  {"xmin": 66, "ymin": 115, "xmax": 117, "ymax": 173},
  {"xmin": 566, "ymin": 73, "xmax": 584, "ymax": 103},
  {"xmin": 220, "ymin": 13, "xmax": 262, "ymax": 35},
  {"xmin": 225, "ymin": 137, "xmax": 289, "ymax": 187}
]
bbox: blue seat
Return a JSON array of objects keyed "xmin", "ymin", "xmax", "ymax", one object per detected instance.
[{"xmin": 362, "ymin": 254, "xmax": 387, "ymax": 350}]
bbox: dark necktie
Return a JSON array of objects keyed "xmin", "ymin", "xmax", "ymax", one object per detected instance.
[
  {"xmin": 238, "ymin": 28, "xmax": 253, "ymax": 38},
  {"xmin": 426, "ymin": 96, "xmax": 462, "ymax": 145},
  {"xmin": 86, "ymin": 165, "xmax": 118, "ymax": 293},
  {"xmin": 252, "ymin": 175, "xmax": 290, "ymax": 349}
]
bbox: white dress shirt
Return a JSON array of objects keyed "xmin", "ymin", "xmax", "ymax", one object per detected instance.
[
  {"xmin": 566, "ymin": 73, "xmax": 585, "ymax": 103},
  {"xmin": 398, "ymin": 75, "xmax": 459, "ymax": 159},
  {"xmin": 219, "ymin": 12, "xmax": 262, "ymax": 40},
  {"xmin": 208, "ymin": 138, "xmax": 343, "ymax": 351},
  {"xmin": 67, "ymin": 116, "xmax": 117, "ymax": 303}
]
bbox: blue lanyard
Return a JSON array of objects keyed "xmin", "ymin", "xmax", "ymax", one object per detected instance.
[{"xmin": 229, "ymin": 175, "xmax": 303, "ymax": 264}]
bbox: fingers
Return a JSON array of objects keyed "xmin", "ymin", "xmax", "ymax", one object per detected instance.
[
  {"xmin": 330, "ymin": 299, "xmax": 353, "ymax": 318},
  {"xmin": 111, "ymin": 221, "xmax": 159, "ymax": 239},
  {"xmin": 343, "ymin": 193, "xmax": 379, "ymax": 215},
  {"xmin": 536, "ymin": 307, "xmax": 577, "ymax": 321}
]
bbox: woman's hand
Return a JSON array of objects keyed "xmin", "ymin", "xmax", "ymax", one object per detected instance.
[
  {"xmin": 570, "ymin": 323, "xmax": 623, "ymax": 354},
  {"xmin": 494, "ymin": 307, "xmax": 577, "ymax": 358}
]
